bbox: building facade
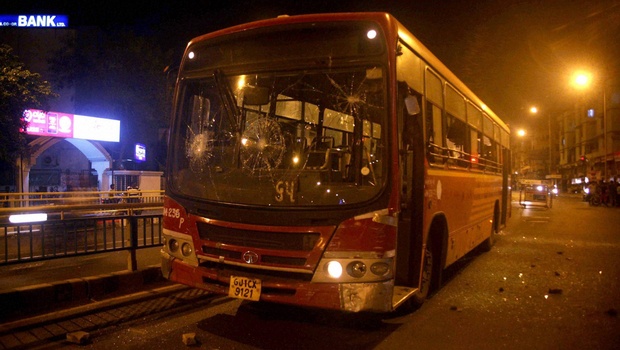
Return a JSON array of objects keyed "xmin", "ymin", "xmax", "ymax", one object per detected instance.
[
  {"xmin": 558, "ymin": 77, "xmax": 620, "ymax": 192},
  {"xmin": 512, "ymin": 76, "xmax": 619, "ymax": 193}
]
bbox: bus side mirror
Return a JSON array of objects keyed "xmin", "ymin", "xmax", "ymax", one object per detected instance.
[
  {"xmin": 243, "ymin": 85, "xmax": 270, "ymax": 106},
  {"xmin": 405, "ymin": 95, "xmax": 420, "ymax": 116}
]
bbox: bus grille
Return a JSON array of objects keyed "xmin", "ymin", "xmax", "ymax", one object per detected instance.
[
  {"xmin": 200, "ymin": 260, "xmax": 313, "ymax": 282},
  {"xmin": 196, "ymin": 221, "xmax": 320, "ymax": 251},
  {"xmin": 202, "ymin": 246, "xmax": 307, "ymax": 266}
]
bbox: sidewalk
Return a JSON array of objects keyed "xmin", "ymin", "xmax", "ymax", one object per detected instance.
[
  {"xmin": 0, "ymin": 246, "xmax": 162, "ymax": 291},
  {"xmin": 0, "ymin": 247, "xmax": 168, "ymax": 323}
]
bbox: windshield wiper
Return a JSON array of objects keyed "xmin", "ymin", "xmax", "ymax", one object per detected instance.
[{"xmin": 213, "ymin": 69, "xmax": 241, "ymax": 132}]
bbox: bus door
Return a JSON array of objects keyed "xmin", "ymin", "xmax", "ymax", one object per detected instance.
[{"xmin": 395, "ymin": 86, "xmax": 425, "ymax": 288}]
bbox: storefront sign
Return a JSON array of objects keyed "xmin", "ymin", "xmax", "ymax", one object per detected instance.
[
  {"xmin": 135, "ymin": 143, "xmax": 146, "ymax": 162},
  {"xmin": 23, "ymin": 109, "xmax": 120, "ymax": 142},
  {"xmin": 0, "ymin": 15, "xmax": 68, "ymax": 28}
]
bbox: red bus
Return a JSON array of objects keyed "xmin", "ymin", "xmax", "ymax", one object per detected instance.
[{"xmin": 161, "ymin": 12, "xmax": 511, "ymax": 313}]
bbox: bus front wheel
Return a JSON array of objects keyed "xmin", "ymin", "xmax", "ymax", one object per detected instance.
[{"xmin": 411, "ymin": 239, "xmax": 434, "ymax": 305}]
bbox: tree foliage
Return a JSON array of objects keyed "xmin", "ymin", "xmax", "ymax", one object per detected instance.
[{"xmin": 0, "ymin": 44, "xmax": 56, "ymax": 164}]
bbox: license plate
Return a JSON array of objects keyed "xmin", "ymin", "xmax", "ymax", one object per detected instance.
[{"xmin": 228, "ymin": 275, "xmax": 261, "ymax": 301}]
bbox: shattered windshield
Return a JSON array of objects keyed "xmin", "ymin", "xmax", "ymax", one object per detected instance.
[
  {"xmin": 169, "ymin": 19, "xmax": 389, "ymax": 207},
  {"xmin": 170, "ymin": 67, "xmax": 387, "ymax": 207}
]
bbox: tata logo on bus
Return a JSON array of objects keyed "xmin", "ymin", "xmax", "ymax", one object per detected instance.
[
  {"xmin": 0, "ymin": 15, "xmax": 68, "ymax": 28},
  {"xmin": 242, "ymin": 251, "xmax": 259, "ymax": 264}
]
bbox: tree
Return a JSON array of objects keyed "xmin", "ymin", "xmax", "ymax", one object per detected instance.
[{"xmin": 0, "ymin": 44, "xmax": 56, "ymax": 165}]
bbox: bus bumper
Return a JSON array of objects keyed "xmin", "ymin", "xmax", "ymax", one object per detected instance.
[{"xmin": 161, "ymin": 253, "xmax": 393, "ymax": 313}]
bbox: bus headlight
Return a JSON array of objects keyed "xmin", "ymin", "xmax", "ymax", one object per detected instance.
[
  {"xmin": 168, "ymin": 239, "xmax": 180, "ymax": 252},
  {"xmin": 181, "ymin": 242, "xmax": 193, "ymax": 256},
  {"xmin": 370, "ymin": 262, "xmax": 390, "ymax": 276},
  {"xmin": 347, "ymin": 261, "xmax": 367, "ymax": 278},
  {"xmin": 161, "ymin": 230, "xmax": 199, "ymax": 267},
  {"xmin": 326, "ymin": 261, "xmax": 343, "ymax": 278},
  {"xmin": 313, "ymin": 257, "xmax": 392, "ymax": 283}
]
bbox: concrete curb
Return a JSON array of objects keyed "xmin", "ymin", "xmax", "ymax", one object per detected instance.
[
  {"xmin": 0, "ymin": 265, "xmax": 164, "ymax": 322},
  {"xmin": 0, "ymin": 284, "xmax": 189, "ymax": 334}
]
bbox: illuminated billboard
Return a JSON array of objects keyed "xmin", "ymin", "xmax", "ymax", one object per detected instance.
[
  {"xmin": 135, "ymin": 143, "xmax": 146, "ymax": 162},
  {"xmin": 0, "ymin": 15, "xmax": 68, "ymax": 28},
  {"xmin": 23, "ymin": 109, "xmax": 120, "ymax": 142}
]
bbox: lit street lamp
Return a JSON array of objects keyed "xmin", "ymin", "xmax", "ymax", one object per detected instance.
[{"xmin": 572, "ymin": 71, "xmax": 592, "ymax": 89}]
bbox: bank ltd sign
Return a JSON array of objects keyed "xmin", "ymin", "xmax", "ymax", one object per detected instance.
[{"xmin": 0, "ymin": 15, "xmax": 68, "ymax": 28}]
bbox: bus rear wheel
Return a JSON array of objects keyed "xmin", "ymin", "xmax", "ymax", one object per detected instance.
[{"xmin": 481, "ymin": 206, "xmax": 499, "ymax": 252}]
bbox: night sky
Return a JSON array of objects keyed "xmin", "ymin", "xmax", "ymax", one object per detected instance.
[{"xmin": 4, "ymin": 0, "xmax": 620, "ymax": 128}]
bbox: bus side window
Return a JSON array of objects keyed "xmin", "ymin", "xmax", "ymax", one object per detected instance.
[
  {"xmin": 402, "ymin": 92, "xmax": 421, "ymax": 150},
  {"xmin": 426, "ymin": 102, "xmax": 444, "ymax": 164},
  {"xmin": 446, "ymin": 114, "xmax": 468, "ymax": 168},
  {"xmin": 481, "ymin": 134, "xmax": 494, "ymax": 170},
  {"xmin": 405, "ymin": 95, "xmax": 421, "ymax": 116},
  {"xmin": 470, "ymin": 129, "xmax": 482, "ymax": 169}
]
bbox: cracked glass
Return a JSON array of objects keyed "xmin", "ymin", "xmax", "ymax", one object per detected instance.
[{"xmin": 169, "ymin": 22, "xmax": 388, "ymax": 207}]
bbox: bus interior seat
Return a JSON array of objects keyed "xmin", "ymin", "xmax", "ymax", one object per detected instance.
[
  {"xmin": 311, "ymin": 136, "xmax": 334, "ymax": 150},
  {"xmin": 306, "ymin": 149, "xmax": 331, "ymax": 169}
]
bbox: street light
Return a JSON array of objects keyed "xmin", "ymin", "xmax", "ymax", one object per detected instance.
[{"xmin": 572, "ymin": 71, "xmax": 592, "ymax": 89}]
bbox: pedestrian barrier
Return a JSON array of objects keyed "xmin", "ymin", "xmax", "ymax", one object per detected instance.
[
  {"xmin": 0, "ymin": 191, "xmax": 164, "ymax": 269},
  {"xmin": 0, "ymin": 189, "xmax": 164, "ymax": 208}
]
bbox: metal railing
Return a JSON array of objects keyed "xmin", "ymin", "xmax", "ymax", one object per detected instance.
[
  {"xmin": 427, "ymin": 143, "xmax": 503, "ymax": 174},
  {"xmin": 0, "ymin": 191, "xmax": 165, "ymax": 269},
  {"xmin": 0, "ymin": 189, "xmax": 164, "ymax": 209}
]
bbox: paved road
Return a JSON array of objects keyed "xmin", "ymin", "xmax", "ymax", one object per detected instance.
[{"xmin": 375, "ymin": 194, "xmax": 620, "ymax": 349}]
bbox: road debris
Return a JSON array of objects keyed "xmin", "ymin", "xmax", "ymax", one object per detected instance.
[
  {"xmin": 66, "ymin": 331, "xmax": 90, "ymax": 345},
  {"xmin": 182, "ymin": 332, "xmax": 197, "ymax": 346}
]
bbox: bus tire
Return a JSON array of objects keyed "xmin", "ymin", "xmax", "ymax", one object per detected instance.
[
  {"xmin": 410, "ymin": 239, "xmax": 433, "ymax": 306},
  {"xmin": 411, "ymin": 224, "xmax": 444, "ymax": 306},
  {"xmin": 480, "ymin": 204, "xmax": 500, "ymax": 252}
]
